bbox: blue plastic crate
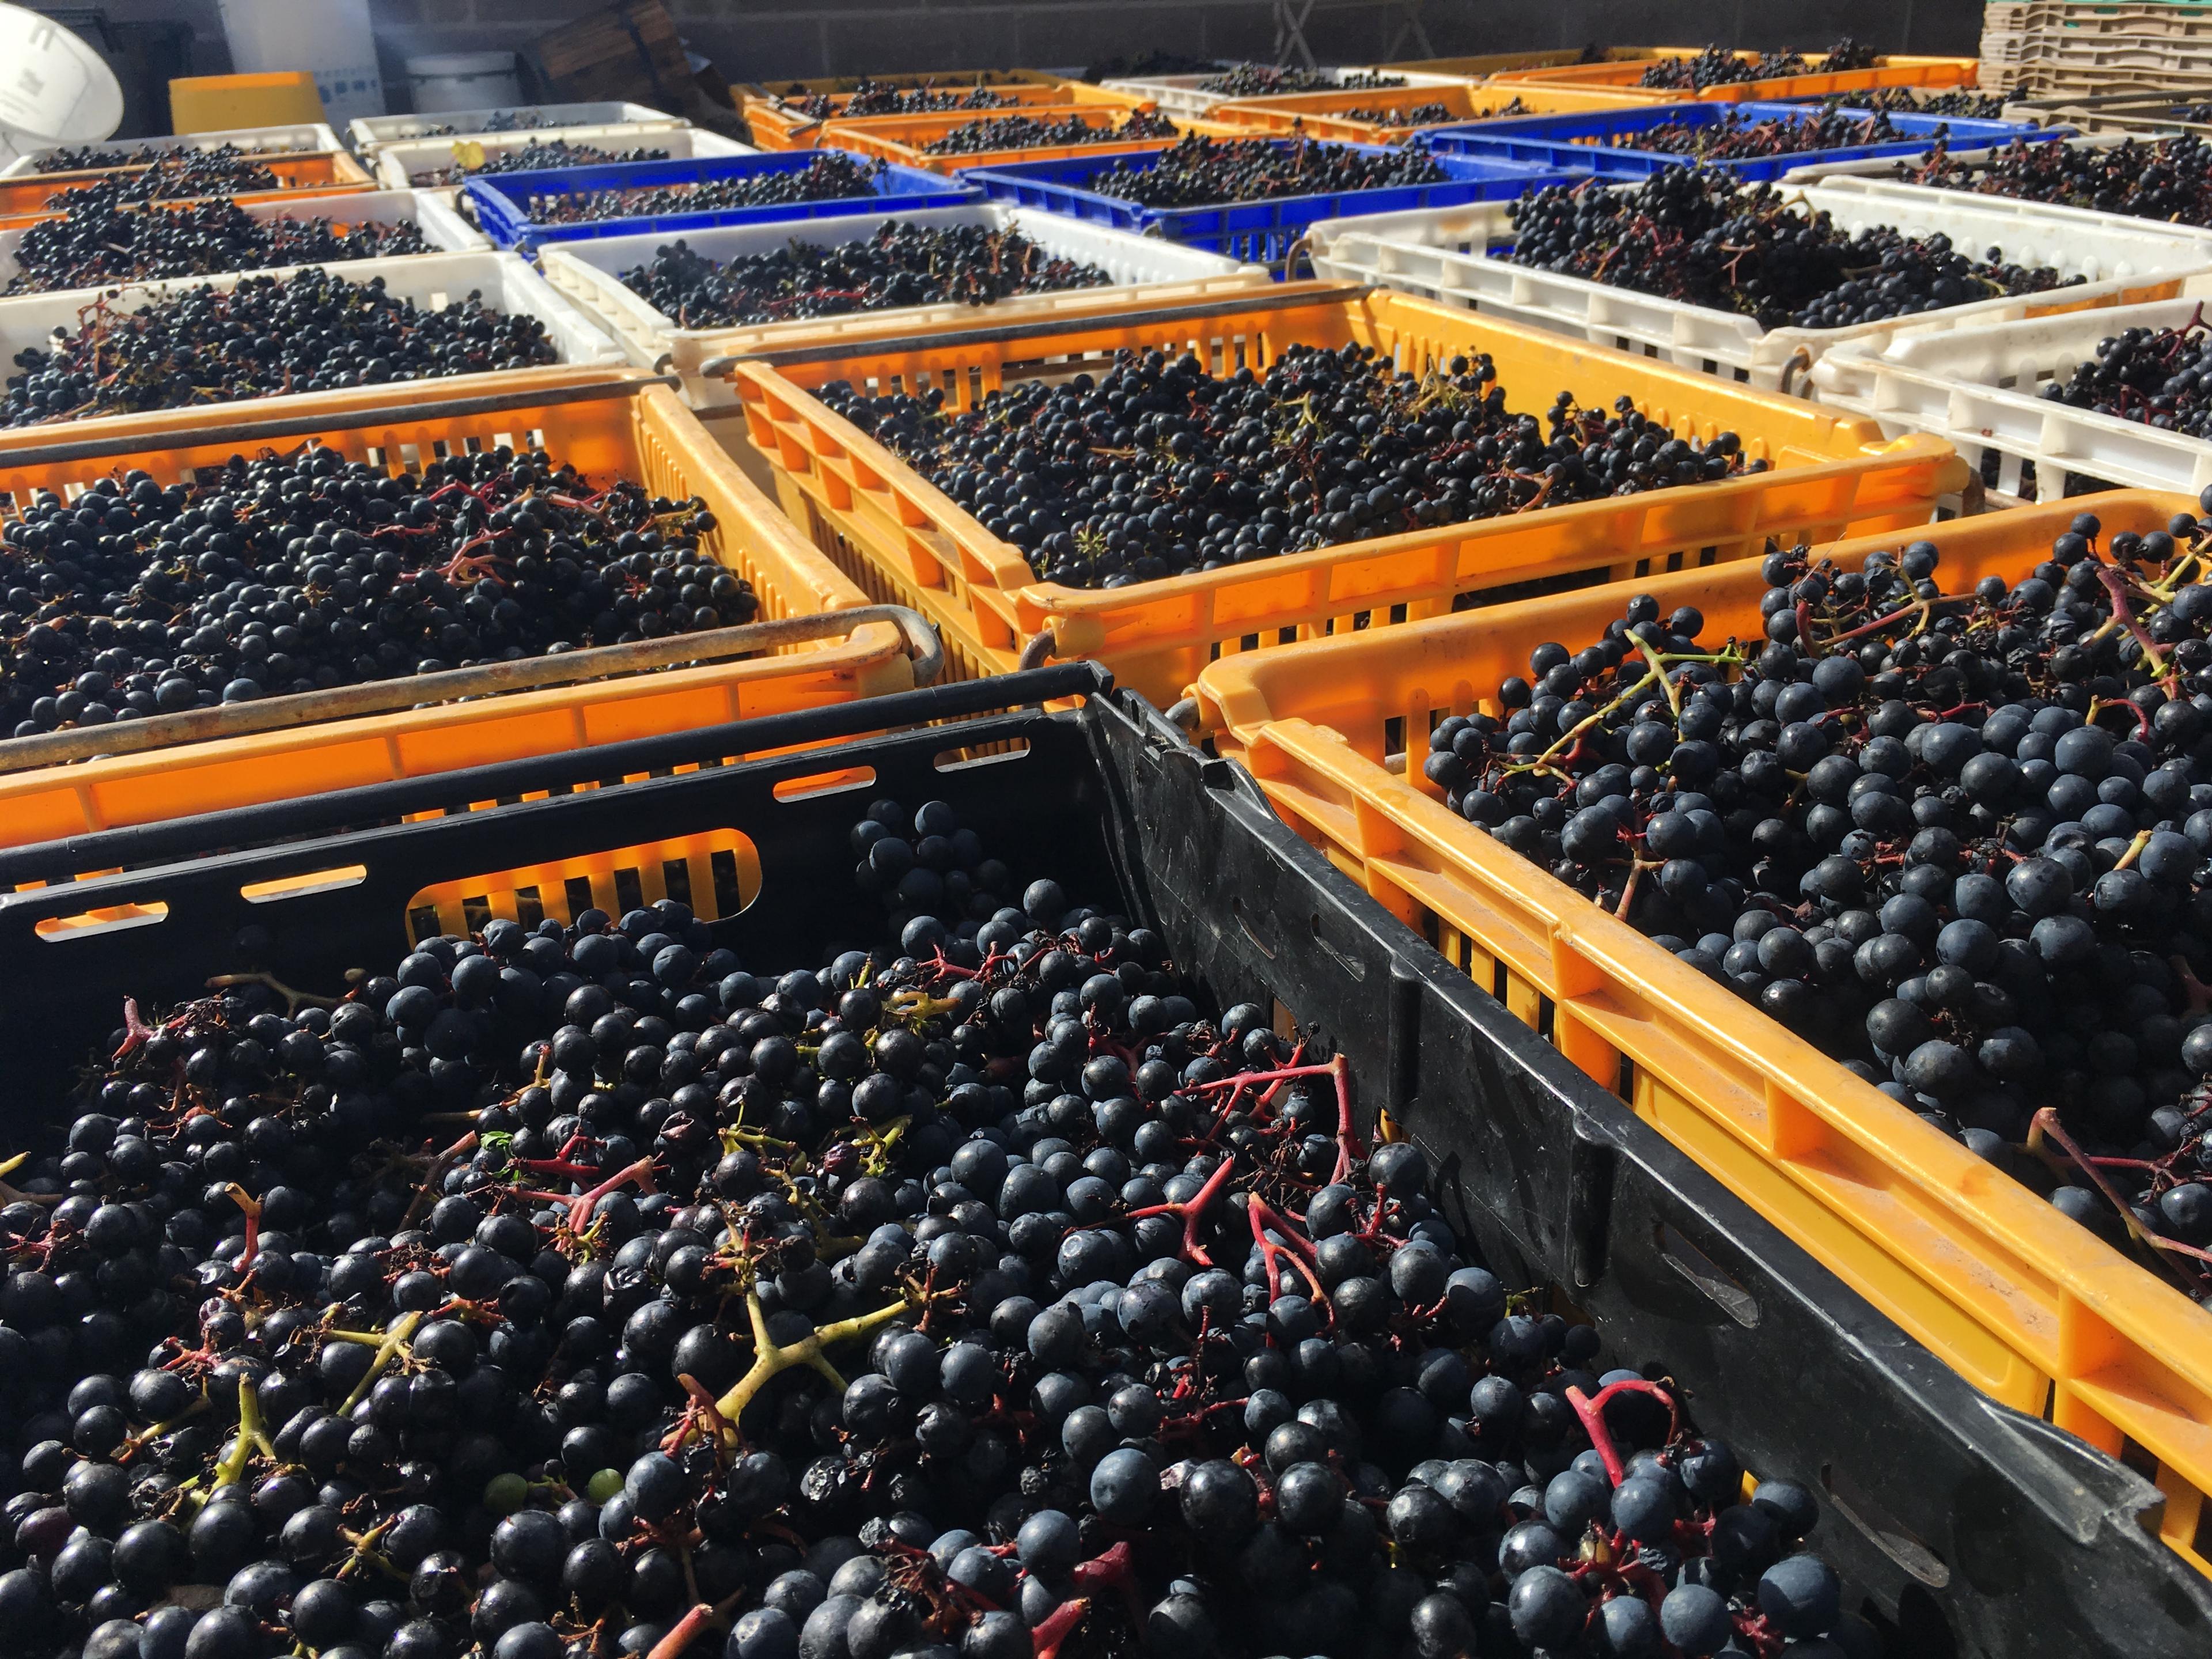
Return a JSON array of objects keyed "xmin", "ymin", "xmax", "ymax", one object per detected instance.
[
  {"xmin": 463, "ymin": 151, "xmax": 979, "ymax": 249},
  {"xmin": 1418, "ymin": 102, "xmax": 2067, "ymax": 184},
  {"xmin": 956, "ymin": 141, "xmax": 1578, "ymax": 270}
]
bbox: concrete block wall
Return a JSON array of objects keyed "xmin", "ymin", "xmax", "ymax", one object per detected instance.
[{"xmin": 54, "ymin": 0, "xmax": 1991, "ymax": 113}]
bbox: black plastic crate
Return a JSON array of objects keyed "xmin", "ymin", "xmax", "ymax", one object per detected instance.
[{"xmin": 0, "ymin": 671, "xmax": 2205, "ymax": 1656}]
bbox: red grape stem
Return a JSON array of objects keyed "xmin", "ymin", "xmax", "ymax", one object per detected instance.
[
  {"xmin": 1563, "ymin": 1378, "xmax": 1681, "ymax": 1488},
  {"xmin": 2028, "ymin": 1107, "xmax": 2212, "ymax": 1281},
  {"xmin": 113, "ymin": 995, "xmax": 159, "ymax": 1059},
  {"xmin": 1029, "ymin": 1593, "xmax": 1090, "ymax": 1659},
  {"xmin": 1123, "ymin": 1148, "xmax": 1241, "ymax": 1268},
  {"xmin": 1245, "ymin": 1193, "xmax": 1329, "ymax": 1307},
  {"xmin": 646, "ymin": 1589, "xmax": 751, "ymax": 1659}
]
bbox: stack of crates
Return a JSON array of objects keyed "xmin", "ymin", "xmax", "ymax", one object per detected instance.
[{"xmin": 1979, "ymin": 0, "xmax": 2212, "ymax": 95}]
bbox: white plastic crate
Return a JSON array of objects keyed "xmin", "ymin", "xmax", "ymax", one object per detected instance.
[
  {"xmin": 0, "ymin": 189, "xmax": 489, "ymax": 291},
  {"xmin": 1305, "ymin": 174, "xmax": 2212, "ymax": 394},
  {"xmin": 349, "ymin": 103, "xmax": 687, "ymax": 154},
  {"xmin": 537, "ymin": 203, "xmax": 1270, "ymax": 406},
  {"xmin": 1097, "ymin": 67, "xmax": 1467, "ymax": 120},
  {"xmin": 372, "ymin": 125, "xmax": 755, "ymax": 192},
  {"xmin": 0, "ymin": 124, "xmax": 347, "ymax": 177},
  {"xmin": 0, "ymin": 251, "xmax": 623, "ymax": 426},
  {"xmin": 1810, "ymin": 279, "xmax": 2212, "ymax": 499}
]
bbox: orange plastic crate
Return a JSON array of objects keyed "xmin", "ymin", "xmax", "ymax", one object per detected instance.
[
  {"xmin": 1492, "ymin": 51, "xmax": 1981, "ymax": 104},
  {"xmin": 1192, "ymin": 492, "xmax": 2212, "ymax": 1579},
  {"xmin": 1206, "ymin": 81, "xmax": 1658, "ymax": 143},
  {"xmin": 0, "ymin": 378, "xmax": 916, "ymax": 855},
  {"xmin": 0, "ymin": 149, "xmax": 375, "ymax": 227},
  {"xmin": 746, "ymin": 81, "xmax": 1142, "ymax": 152},
  {"xmin": 723, "ymin": 282, "xmax": 1967, "ymax": 706},
  {"xmin": 818, "ymin": 109, "xmax": 1238, "ymax": 175}
]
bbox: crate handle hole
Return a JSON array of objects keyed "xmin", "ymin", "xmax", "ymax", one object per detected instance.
[
  {"xmin": 36, "ymin": 902, "xmax": 169, "ymax": 941},
  {"xmin": 1653, "ymin": 1221, "xmax": 1760, "ymax": 1329},
  {"xmin": 933, "ymin": 740, "xmax": 1031, "ymax": 772},
  {"xmin": 1819, "ymin": 1463, "xmax": 1952, "ymax": 1589},
  {"xmin": 773, "ymin": 766, "xmax": 878, "ymax": 802},
  {"xmin": 1232, "ymin": 895, "xmax": 1278, "ymax": 962},
  {"xmin": 242, "ymin": 866, "xmax": 368, "ymax": 904}
]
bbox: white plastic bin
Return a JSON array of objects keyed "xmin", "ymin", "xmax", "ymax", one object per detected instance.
[
  {"xmin": 1098, "ymin": 66, "xmax": 1467, "ymax": 120},
  {"xmin": 0, "ymin": 251, "xmax": 620, "ymax": 391},
  {"xmin": 537, "ymin": 203, "xmax": 1270, "ymax": 406},
  {"xmin": 373, "ymin": 125, "xmax": 754, "ymax": 192},
  {"xmin": 350, "ymin": 103, "xmax": 688, "ymax": 155},
  {"xmin": 1305, "ymin": 174, "xmax": 2212, "ymax": 393},
  {"xmin": 218, "ymin": 0, "xmax": 385, "ymax": 126},
  {"xmin": 408, "ymin": 53, "xmax": 523, "ymax": 116},
  {"xmin": 1810, "ymin": 280, "xmax": 2212, "ymax": 499},
  {"xmin": 0, "ymin": 188, "xmax": 488, "ymax": 291},
  {"xmin": 0, "ymin": 124, "xmax": 348, "ymax": 177}
]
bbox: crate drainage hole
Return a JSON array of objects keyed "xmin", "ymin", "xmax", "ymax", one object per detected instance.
[{"xmin": 1653, "ymin": 1222, "xmax": 1760, "ymax": 1328}]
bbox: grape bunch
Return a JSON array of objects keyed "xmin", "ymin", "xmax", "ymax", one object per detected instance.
[
  {"xmin": 1453, "ymin": 96, "xmax": 1529, "ymax": 122},
  {"xmin": 1192, "ymin": 65, "xmax": 1407, "ymax": 97},
  {"xmin": 1422, "ymin": 509, "xmax": 2212, "ymax": 1291},
  {"xmin": 1332, "ymin": 104, "xmax": 1452, "ymax": 128},
  {"xmin": 618, "ymin": 224, "xmax": 1113, "ymax": 329},
  {"xmin": 786, "ymin": 83, "xmax": 1016, "ymax": 122},
  {"xmin": 2038, "ymin": 315, "xmax": 2212, "ymax": 438},
  {"xmin": 1078, "ymin": 135, "xmax": 1446, "ymax": 210},
  {"xmin": 1836, "ymin": 89, "xmax": 2009, "ymax": 119},
  {"xmin": 1892, "ymin": 134, "xmax": 2212, "ymax": 229},
  {"xmin": 0, "ymin": 791, "xmax": 1863, "ymax": 1659},
  {"xmin": 410, "ymin": 139, "xmax": 676, "ymax": 187},
  {"xmin": 1621, "ymin": 107, "xmax": 1917, "ymax": 162},
  {"xmin": 1507, "ymin": 165, "xmax": 2082, "ymax": 330},
  {"xmin": 1637, "ymin": 39, "xmax": 1874, "ymax": 91},
  {"xmin": 2, "ymin": 267, "xmax": 559, "ymax": 429},
  {"xmin": 417, "ymin": 111, "xmax": 559, "ymax": 137},
  {"xmin": 525, "ymin": 154, "xmax": 887, "ymax": 228},
  {"xmin": 3, "ymin": 200, "xmax": 431, "ymax": 297},
  {"xmin": 816, "ymin": 344, "xmax": 1762, "ymax": 588},
  {"xmin": 32, "ymin": 143, "xmax": 290, "ymax": 174},
  {"xmin": 0, "ymin": 440, "xmax": 755, "ymax": 733},
  {"xmin": 44, "ymin": 150, "xmax": 283, "ymax": 211},
  {"xmin": 919, "ymin": 111, "xmax": 1179, "ymax": 157},
  {"xmin": 1637, "ymin": 45, "xmax": 1809, "ymax": 90}
]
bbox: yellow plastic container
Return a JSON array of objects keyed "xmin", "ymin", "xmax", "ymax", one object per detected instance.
[
  {"xmin": 744, "ymin": 80, "xmax": 1138, "ymax": 151},
  {"xmin": 818, "ymin": 109, "xmax": 1237, "ymax": 175},
  {"xmin": 169, "ymin": 72, "xmax": 328, "ymax": 133},
  {"xmin": 0, "ymin": 380, "xmax": 912, "ymax": 857},
  {"xmin": 723, "ymin": 282, "xmax": 1967, "ymax": 705},
  {"xmin": 1492, "ymin": 51, "xmax": 1982, "ymax": 104},
  {"xmin": 1206, "ymin": 81, "xmax": 1659, "ymax": 144},
  {"xmin": 1192, "ymin": 492, "xmax": 2212, "ymax": 1579}
]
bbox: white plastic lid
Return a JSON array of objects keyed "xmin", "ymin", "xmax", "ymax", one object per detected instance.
[
  {"xmin": 407, "ymin": 52, "xmax": 518, "ymax": 79},
  {"xmin": 0, "ymin": 5, "xmax": 123, "ymax": 143}
]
